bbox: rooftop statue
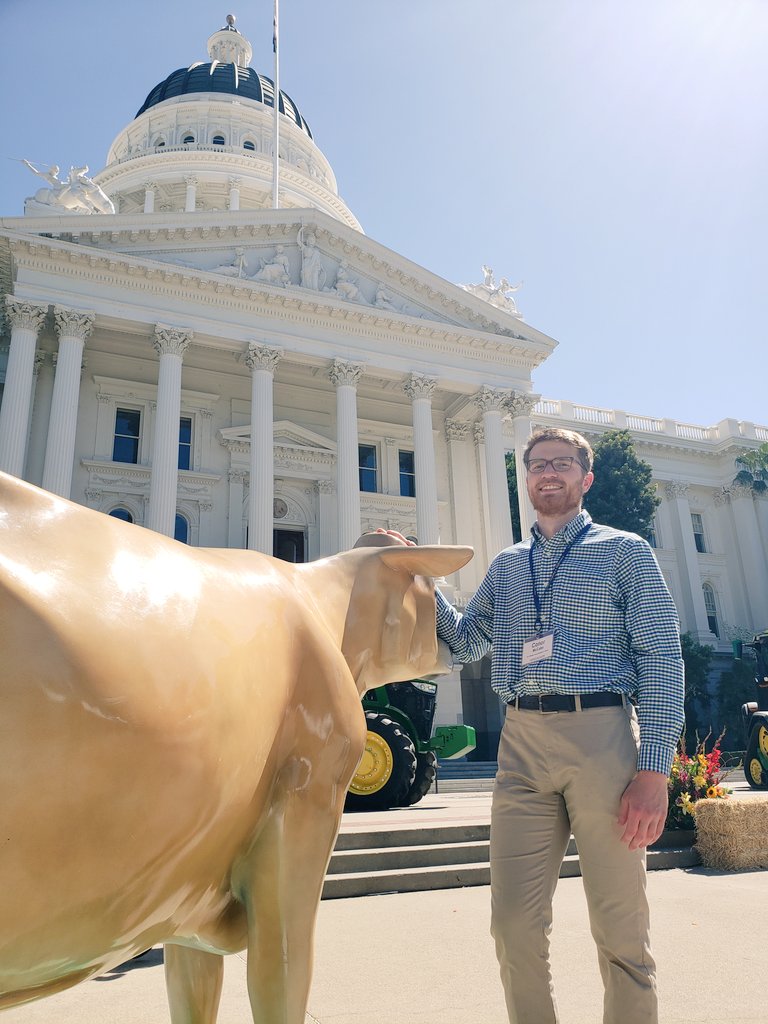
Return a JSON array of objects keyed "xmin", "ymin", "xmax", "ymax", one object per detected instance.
[
  {"xmin": 22, "ymin": 159, "xmax": 115, "ymax": 216},
  {"xmin": 460, "ymin": 264, "xmax": 524, "ymax": 318},
  {"xmin": 0, "ymin": 472, "xmax": 472, "ymax": 1024}
]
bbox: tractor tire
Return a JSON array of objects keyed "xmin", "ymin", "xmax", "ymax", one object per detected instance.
[
  {"xmin": 345, "ymin": 712, "xmax": 417, "ymax": 812},
  {"xmin": 401, "ymin": 750, "xmax": 437, "ymax": 806},
  {"xmin": 744, "ymin": 722, "xmax": 768, "ymax": 790}
]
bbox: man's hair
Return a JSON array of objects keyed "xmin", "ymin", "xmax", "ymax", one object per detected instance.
[{"xmin": 523, "ymin": 428, "xmax": 594, "ymax": 472}]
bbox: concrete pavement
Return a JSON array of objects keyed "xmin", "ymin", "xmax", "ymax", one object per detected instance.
[{"xmin": 4, "ymin": 780, "xmax": 766, "ymax": 1023}]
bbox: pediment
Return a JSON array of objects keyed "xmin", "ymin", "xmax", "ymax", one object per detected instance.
[
  {"xmin": 0, "ymin": 209, "xmax": 554, "ymax": 349},
  {"xmin": 219, "ymin": 420, "xmax": 336, "ymax": 453}
]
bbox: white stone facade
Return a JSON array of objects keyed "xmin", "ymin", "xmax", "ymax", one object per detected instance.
[{"xmin": 0, "ymin": 21, "xmax": 765, "ymax": 755}]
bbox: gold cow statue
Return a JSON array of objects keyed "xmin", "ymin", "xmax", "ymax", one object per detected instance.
[{"xmin": 0, "ymin": 472, "xmax": 472, "ymax": 1022}]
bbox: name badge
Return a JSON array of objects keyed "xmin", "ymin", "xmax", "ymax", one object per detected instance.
[{"xmin": 522, "ymin": 631, "xmax": 554, "ymax": 666}]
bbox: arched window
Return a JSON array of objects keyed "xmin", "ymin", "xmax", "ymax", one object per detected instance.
[
  {"xmin": 182, "ymin": 134, "xmax": 195, "ymax": 144},
  {"xmin": 108, "ymin": 507, "xmax": 133, "ymax": 524},
  {"xmin": 243, "ymin": 139, "xmax": 256, "ymax": 151},
  {"xmin": 153, "ymin": 137, "xmax": 166, "ymax": 148},
  {"xmin": 702, "ymin": 583, "xmax": 719, "ymax": 638},
  {"xmin": 174, "ymin": 513, "xmax": 189, "ymax": 544},
  {"xmin": 212, "ymin": 134, "xmax": 225, "ymax": 146}
]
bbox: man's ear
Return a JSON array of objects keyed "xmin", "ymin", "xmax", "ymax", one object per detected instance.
[{"xmin": 582, "ymin": 471, "xmax": 595, "ymax": 495}]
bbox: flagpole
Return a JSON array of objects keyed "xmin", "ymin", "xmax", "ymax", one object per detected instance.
[{"xmin": 272, "ymin": 0, "xmax": 280, "ymax": 209}]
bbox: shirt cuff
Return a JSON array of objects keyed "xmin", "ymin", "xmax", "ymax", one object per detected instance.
[{"xmin": 637, "ymin": 741, "xmax": 675, "ymax": 777}]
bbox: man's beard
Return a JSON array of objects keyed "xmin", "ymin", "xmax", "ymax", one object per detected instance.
[{"xmin": 529, "ymin": 480, "xmax": 584, "ymax": 519}]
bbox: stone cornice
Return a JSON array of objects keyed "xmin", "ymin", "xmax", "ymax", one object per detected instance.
[{"xmin": 0, "ymin": 212, "xmax": 556, "ymax": 350}]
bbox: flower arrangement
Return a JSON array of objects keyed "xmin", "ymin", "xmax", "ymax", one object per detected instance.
[{"xmin": 666, "ymin": 735, "xmax": 732, "ymax": 830}]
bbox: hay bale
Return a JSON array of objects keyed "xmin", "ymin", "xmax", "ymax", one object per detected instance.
[{"xmin": 694, "ymin": 799, "xmax": 768, "ymax": 870}]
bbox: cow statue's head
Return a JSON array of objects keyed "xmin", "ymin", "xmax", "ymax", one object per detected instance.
[{"xmin": 336, "ymin": 533, "xmax": 472, "ymax": 693}]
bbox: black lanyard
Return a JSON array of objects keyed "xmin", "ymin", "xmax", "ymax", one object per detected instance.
[{"xmin": 528, "ymin": 523, "xmax": 591, "ymax": 633}]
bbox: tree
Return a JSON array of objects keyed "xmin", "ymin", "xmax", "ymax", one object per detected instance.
[
  {"xmin": 733, "ymin": 441, "xmax": 768, "ymax": 496},
  {"xmin": 583, "ymin": 430, "xmax": 660, "ymax": 539},
  {"xmin": 680, "ymin": 632, "xmax": 714, "ymax": 746},
  {"xmin": 505, "ymin": 452, "xmax": 522, "ymax": 543},
  {"xmin": 716, "ymin": 657, "xmax": 756, "ymax": 752}
]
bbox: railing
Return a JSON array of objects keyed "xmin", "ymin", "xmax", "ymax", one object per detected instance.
[
  {"xmin": 676, "ymin": 423, "xmax": 714, "ymax": 441},
  {"xmin": 626, "ymin": 414, "xmax": 663, "ymax": 433},
  {"xmin": 573, "ymin": 405, "xmax": 613, "ymax": 425}
]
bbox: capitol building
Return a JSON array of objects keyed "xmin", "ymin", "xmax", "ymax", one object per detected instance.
[{"xmin": 1, "ymin": 18, "xmax": 765, "ymax": 754}]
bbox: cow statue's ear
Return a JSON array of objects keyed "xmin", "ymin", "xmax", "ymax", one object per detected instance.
[{"xmin": 376, "ymin": 544, "xmax": 473, "ymax": 578}]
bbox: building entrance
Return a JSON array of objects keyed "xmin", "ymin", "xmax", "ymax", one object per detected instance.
[{"xmin": 273, "ymin": 529, "xmax": 305, "ymax": 563}]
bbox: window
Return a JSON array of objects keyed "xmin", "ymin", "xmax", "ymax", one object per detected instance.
[
  {"xmin": 108, "ymin": 508, "xmax": 133, "ymax": 524},
  {"xmin": 183, "ymin": 134, "xmax": 195, "ymax": 144},
  {"xmin": 358, "ymin": 444, "xmax": 378, "ymax": 493},
  {"xmin": 178, "ymin": 417, "xmax": 192, "ymax": 470},
  {"xmin": 174, "ymin": 514, "xmax": 189, "ymax": 544},
  {"xmin": 691, "ymin": 513, "xmax": 706, "ymax": 553},
  {"xmin": 212, "ymin": 134, "xmax": 225, "ymax": 145},
  {"xmin": 703, "ymin": 584, "xmax": 719, "ymax": 638},
  {"xmin": 113, "ymin": 408, "xmax": 140, "ymax": 464},
  {"xmin": 399, "ymin": 449, "xmax": 416, "ymax": 497},
  {"xmin": 243, "ymin": 139, "xmax": 256, "ymax": 151}
]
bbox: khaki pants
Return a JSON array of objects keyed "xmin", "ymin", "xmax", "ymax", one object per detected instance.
[{"xmin": 490, "ymin": 702, "xmax": 656, "ymax": 1024}]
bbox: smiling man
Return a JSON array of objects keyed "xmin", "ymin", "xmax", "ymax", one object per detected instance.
[{"xmin": 435, "ymin": 427, "xmax": 684, "ymax": 1024}]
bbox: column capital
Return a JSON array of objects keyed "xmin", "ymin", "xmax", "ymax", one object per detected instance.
[
  {"xmin": 153, "ymin": 324, "xmax": 193, "ymax": 358},
  {"xmin": 473, "ymin": 422, "xmax": 485, "ymax": 446},
  {"xmin": 228, "ymin": 468, "xmax": 248, "ymax": 484},
  {"xmin": 445, "ymin": 419, "xmax": 470, "ymax": 442},
  {"xmin": 143, "ymin": 180, "xmax": 157, "ymax": 191},
  {"xmin": 184, "ymin": 175, "xmax": 199, "ymax": 187},
  {"xmin": 229, "ymin": 176, "xmax": 243, "ymax": 188},
  {"xmin": 316, "ymin": 478, "xmax": 336, "ymax": 495},
  {"xmin": 713, "ymin": 486, "xmax": 731, "ymax": 508},
  {"xmin": 54, "ymin": 306, "xmax": 95, "ymax": 342},
  {"xmin": 328, "ymin": 358, "xmax": 363, "ymax": 388},
  {"xmin": 245, "ymin": 341, "xmax": 282, "ymax": 373},
  {"xmin": 664, "ymin": 479, "xmax": 689, "ymax": 501},
  {"xmin": 507, "ymin": 390, "xmax": 541, "ymax": 418},
  {"xmin": 730, "ymin": 480, "xmax": 756, "ymax": 501},
  {"xmin": 5, "ymin": 296, "xmax": 48, "ymax": 332},
  {"xmin": 403, "ymin": 372, "xmax": 437, "ymax": 401},
  {"xmin": 474, "ymin": 385, "xmax": 510, "ymax": 414}
]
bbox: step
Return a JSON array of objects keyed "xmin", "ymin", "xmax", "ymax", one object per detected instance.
[{"xmin": 323, "ymin": 827, "xmax": 699, "ymax": 900}]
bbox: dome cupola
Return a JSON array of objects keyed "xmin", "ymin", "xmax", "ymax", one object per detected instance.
[{"xmin": 94, "ymin": 16, "xmax": 360, "ymax": 228}]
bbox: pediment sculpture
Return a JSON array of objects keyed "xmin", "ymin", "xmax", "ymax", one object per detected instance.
[
  {"xmin": 22, "ymin": 159, "xmax": 115, "ymax": 216},
  {"xmin": 460, "ymin": 264, "xmax": 524, "ymax": 318}
]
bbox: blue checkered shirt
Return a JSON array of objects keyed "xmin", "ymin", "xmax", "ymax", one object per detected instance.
[{"xmin": 436, "ymin": 510, "xmax": 685, "ymax": 775}]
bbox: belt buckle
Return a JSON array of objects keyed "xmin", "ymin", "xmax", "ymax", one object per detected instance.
[{"xmin": 538, "ymin": 694, "xmax": 558, "ymax": 715}]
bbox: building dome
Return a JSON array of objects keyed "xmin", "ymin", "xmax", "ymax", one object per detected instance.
[{"xmin": 135, "ymin": 65, "xmax": 313, "ymax": 139}]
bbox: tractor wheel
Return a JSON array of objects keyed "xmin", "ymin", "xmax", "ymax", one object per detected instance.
[
  {"xmin": 401, "ymin": 750, "xmax": 437, "ymax": 806},
  {"xmin": 744, "ymin": 723, "xmax": 768, "ymax": 790},
  {"xmin": 345, "ymin": 712, "xmax": 416, "ymax": 811}
]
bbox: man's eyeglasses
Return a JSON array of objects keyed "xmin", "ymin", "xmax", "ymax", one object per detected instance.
[{"xmin": 525, "ymin": 456, "xmax": 580, "ymax": 474}]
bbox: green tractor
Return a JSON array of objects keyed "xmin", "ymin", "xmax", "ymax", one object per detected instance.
[
  {"xmin": 344, "ymin": 679, "xmax": 476, "ymax": 811},
  {"xmin": 734, "ymin": 629, "xmax": 768, "ymax": 789}
]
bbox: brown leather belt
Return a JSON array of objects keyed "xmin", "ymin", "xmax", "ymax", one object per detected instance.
[{"xmin": 511, "ymin": 692, "xmax": 625, "ymax": 713}]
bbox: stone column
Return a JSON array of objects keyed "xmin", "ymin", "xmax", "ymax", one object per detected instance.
[
  {"xmin": 507, "ymin": 390, "xmax": 540, "ymax": 540},
  {"xmin": 245, "ymin": 342, "xmax": 281, "ymax": 554},
  {"xmin": 329, "ymin": 358, "xmax": 363, "ymax": 552},
  {"xmin": 316, "ymin": 478, "xmax": 336, "ymax": 558},
  {"xmin": 403, "ymin": 373, "xmax": 439, "ymax": 544},
  {"xmin": 664, "ymin": 480, "xmax": 716, "ymax": 641},
  {"xmin": 228, "ymin": 177, "xmax": 242, "ymax": 212},
  {"xmin": 445, "ymin": 419, "xmax": 478, "ymax": 586},
  {"xmin": 0, "ymin": 297, "xmax": 48, "ymax": 478},
  {"xmin": 143, "ymin": 181, "xmax": 156, "ymax": 214},
  {"xmin": 475, "ymin": 386, "xmax": 514, "ymax": 557},
  {"xmin": 184, "ymin": 175, "xmax": 198, "ymax": 213},
  {"xmin": 729, "ymin": 483, "xmax": 768, "ymax": 628},
  {"xmin": 227, "ymin": 469, "xmax": 247, "ymax": 548},
  {"xmin": 147, "ymin": 325, "xmax": 193, "ymax": 537},
  {"xmin": 41, "ymin": 306, "xmax": 95, "ymax": 497}
]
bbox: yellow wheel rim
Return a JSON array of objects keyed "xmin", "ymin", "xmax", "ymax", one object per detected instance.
[
  {"xmin": 349, "ymin": 731, "xmax": 394, "ymax": 796},
  {"xmin": 749, "ymin": 758, "xmax": 764, "ymax": 786},
  {"xmin": 758, "ymin": 725, "xmax": 768, "ymax": 759}
]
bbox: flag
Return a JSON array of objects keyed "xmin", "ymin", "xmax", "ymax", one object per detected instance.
[{"xmin": 273, "ymin": 0, "xmax": 278, "ymax": 53}]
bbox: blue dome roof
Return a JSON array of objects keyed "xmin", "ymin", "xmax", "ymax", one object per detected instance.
[{"xmin": 135, "ymin": 63, "xmax": 313, "ymax": 139}]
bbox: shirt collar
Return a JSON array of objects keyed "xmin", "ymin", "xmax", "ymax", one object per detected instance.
[{"xmin": 531, "ymin": 508, "xmax": 592, "ymax": 547}]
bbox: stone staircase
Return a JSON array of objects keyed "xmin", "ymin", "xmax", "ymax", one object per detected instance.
[{"xmin": 322, "ymin": 821, "xmax": 700, "ymax": 901}]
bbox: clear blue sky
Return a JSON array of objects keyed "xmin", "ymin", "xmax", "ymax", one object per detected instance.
[{"xmin": 2, "ymin": 1, "xmax": 765, "ymax": 427}]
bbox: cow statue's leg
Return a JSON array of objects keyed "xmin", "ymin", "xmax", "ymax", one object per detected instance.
[
  {"xmin": 165, "ymin": 944, "xmax": 224, "ymax": 1024},
  {"xmin": 237, "ymin": 758, "xmax": 358, "ymax": 1024}
]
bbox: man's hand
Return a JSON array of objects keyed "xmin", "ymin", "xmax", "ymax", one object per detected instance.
[{"xmin": 617, "ymin": 770, "xmax": 669, "ymax": 850}]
